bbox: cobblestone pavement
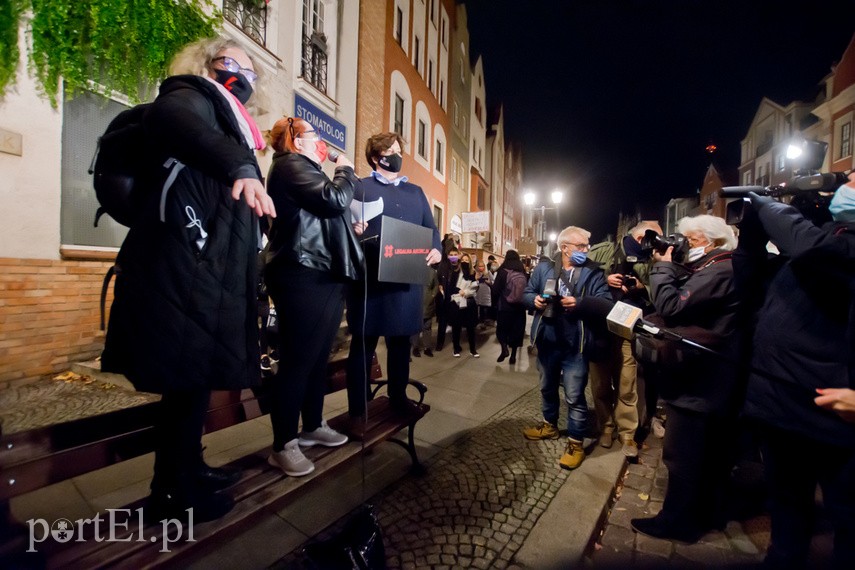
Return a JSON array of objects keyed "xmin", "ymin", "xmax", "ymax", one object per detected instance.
[
  {"xmin": 589, "ymin": 434, "xmax": 770, "ymax": 569},
  {"xmin": 275, "ymin": 386, "xmax": 582, "ymax": 570},
  {"xmin": 0, "ymin": 372, "xmax": 158, "ymax": 434}
]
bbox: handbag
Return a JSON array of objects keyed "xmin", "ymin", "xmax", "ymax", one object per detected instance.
[{"xmin": 303, "ymin": 504, "xmax": 386, "ymax": 569}]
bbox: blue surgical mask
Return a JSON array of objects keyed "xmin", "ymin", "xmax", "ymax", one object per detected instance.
[
  {"xmin": 570, "ymin": 251, "xmax": 587, "ymax": 265},
  {"xmin": 829, "ymin": 184, "xmax": 855, "ymax": 222}
]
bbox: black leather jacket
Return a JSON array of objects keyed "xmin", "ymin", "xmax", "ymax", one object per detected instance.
[{"xmin": 265, "ymin": 152, "xmax": 364, "ymax": 280}]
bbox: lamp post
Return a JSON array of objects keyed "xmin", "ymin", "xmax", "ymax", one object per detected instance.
[{"xmin": 523, "ymin": 189, "xmax": 564, "ymax": 258}]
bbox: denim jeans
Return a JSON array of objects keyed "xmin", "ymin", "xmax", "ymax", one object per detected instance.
[{"xmin": 536, "ymin": 341, "xmax": 589, "ymax": 441}]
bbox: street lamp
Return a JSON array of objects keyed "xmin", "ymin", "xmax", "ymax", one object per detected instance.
[{"xmin": 524, "ymin": 188, "xmax": 564, "ymax": 257}]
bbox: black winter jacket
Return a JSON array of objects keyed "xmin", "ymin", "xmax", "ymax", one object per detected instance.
[
  {"xmin": 102, "ymin": 75, "xmax": 262, "ymax": 393},
  {"xmin": 648, "ymin": 249, "xmax": 740, "ymax": 413},
  {"xmin": 265, "ymin": 152, "xmax": 363, "ymax": 280},
  {"xmin": 736, "ymin": 196, "xmax": 855, "ymax": 449}
]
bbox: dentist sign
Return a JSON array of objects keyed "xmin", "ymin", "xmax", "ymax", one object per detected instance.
[{"xmin": 294, "ymin": 94, "xmax": 347, "ymax": 149}]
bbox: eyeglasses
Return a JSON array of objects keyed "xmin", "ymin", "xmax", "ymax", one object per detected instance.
[
  {"xmin": 298, "ymin": 130, "xmax": 320, "ymax": 141},
  {"xmin": 565, "ymin": 242, "xmax": 590, "ymax": 251},
  {"xmin": 212, "ymin": 56, "xmax": 258, "ymax": 84}
]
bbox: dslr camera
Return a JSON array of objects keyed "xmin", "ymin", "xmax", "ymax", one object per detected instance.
[
  {"xmin": 541, "ymin": 277, "xmax": 561, "ymax": 319},
  {"xmin": 640, "ymin": 230, "xmax": 689, "ymax": 263},
  {"xmin": 619, "ymin": 257, "xmax": 638, "ymax": 289}
]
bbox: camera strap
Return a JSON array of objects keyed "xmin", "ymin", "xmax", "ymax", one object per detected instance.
[
  {"xmin": 557, "ymin": 266, "xmax": 582, "ymax": 296},
  {"xmin": 693, "ymin": 251, "xmax": 732, "ymax": 273}
]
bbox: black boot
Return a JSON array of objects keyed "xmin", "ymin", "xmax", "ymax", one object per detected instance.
[
  {"xmin": 497, "ymin": 344, "xmax": 509, "ymax": 363},
  {"xmin": 145, "ymin": 487, "xmax": 234, "ymax": 525},
  {"xmin": 509, "ymin": 347, "xmax": 517, "ymax": 365},
  {"xmin": 196, "ymin": 459, "xmax": 241, "ymax": 492}
]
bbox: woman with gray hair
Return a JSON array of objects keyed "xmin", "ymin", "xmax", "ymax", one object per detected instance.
[
  {"xmin": 102, "ymin": 36, "xmax": 274, "ymax": 523},
  {"xmin": 630, "ymin": 214, "xmax": 740, "ymax": 543}
]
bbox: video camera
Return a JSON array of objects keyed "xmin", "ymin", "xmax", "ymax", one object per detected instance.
[
  {"xmin": 720, "ymin": 139, "xmax": 850, "ymax": 226},
  {"xmin": 640, "ymin": 230, "xmax": 689, "ymax": 263}
]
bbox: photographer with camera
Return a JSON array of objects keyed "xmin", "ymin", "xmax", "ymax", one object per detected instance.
[
  {"xmin": 521, "ymin": 226, "xmax": 611, "ymax": 470},
  {"xmin": 587, "ymin": 220, "xmax": 662, "ymax": 457},
  {"xmin": 630, "ymin": 215, "xmax": 740, "ymax": 544},
  {"xmin": 734, "ymin": 175, "xmax": 855, "ymax": 569}
]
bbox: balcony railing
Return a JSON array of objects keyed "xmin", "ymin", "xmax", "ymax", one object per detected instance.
[
  {"xmin": 223, "ymin": 0, "xmax": 267, "ymax": 47},
  {"xmin": 301, "ymin": 33, "xmax": 328, "ymax": 94}
]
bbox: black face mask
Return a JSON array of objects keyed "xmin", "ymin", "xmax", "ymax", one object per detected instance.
[
  {"xmin": 623, "ymin": 235, "xmax": 648, "ymax": 261},
  {"xmin": 377, "ymin": 153, "xmax": 402, "ymax": 173},
  {"xmin": 214, "ymin": 69, "xmax": 254, "ymax": 105},
  {"xmin": 461, "ymin": 262, "xmax": 471, "ymax": 275}
]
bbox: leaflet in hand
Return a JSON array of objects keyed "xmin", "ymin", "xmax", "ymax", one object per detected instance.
[{"xmin": 350, "ymin": 197, "xmax": 384, "ymax": 223}]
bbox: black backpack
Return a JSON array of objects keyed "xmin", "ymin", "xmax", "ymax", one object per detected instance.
[{"xmin": 88, "ymin": 103, "xmax": 153, "ymax": 227}]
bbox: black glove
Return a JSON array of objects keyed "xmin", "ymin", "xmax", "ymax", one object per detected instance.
[{"xmin": 747, "ymin": 191, "xmax": 775, "ymax": 209}]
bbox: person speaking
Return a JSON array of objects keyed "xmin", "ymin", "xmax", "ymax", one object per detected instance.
[{"xmin": 263, "ymin": 117, "xmax": 363, "ymax": 477}]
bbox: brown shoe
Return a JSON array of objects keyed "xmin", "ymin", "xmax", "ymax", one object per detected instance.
[
  {"xmin": 599, "ymin": 432, "xmax": 614, "ymax": 449},
  {"xmin": 522, "ymin": 420, "xmax": 560, "ymax": 440},
  {"xmin": 559, "ymin": 439, "xmax": 586, "ymax": 470},
  {"xmin": 621, "ymin": 438, "xmax": 639, "ymax": 459}
]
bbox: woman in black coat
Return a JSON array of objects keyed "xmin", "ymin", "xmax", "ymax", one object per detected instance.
[
  {"xmin": 264, "ymin": 117, "xmax": 363, "ymax": 477},
  {"xmin": 630, "ymin": 214, "xmax": 740, "ymax": 543},
  {"xmin": 492, "ymin": 250, "xmax": 528, "ymax": 364},
  {"xmin": 102, "ymin": 37, "xmax": 275, "ymax": 522}
]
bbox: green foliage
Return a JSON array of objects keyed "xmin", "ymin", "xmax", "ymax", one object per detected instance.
[
  {"xmin": 4, "ymin": 0, "xmax": 220, "ymax": 107},
  {"xmin": 0, "ymin": 0, "xmax": 27, "ymax": 98}
]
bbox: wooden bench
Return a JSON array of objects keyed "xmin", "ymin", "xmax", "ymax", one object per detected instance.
[{"xmin": 0, "ymin": 355, "xmax": 430, "ymax": 568}]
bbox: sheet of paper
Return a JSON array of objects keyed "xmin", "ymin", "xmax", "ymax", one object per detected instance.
[{"xmin": 350, "ymin": 197, "xmax": 384, "ymax": 223}]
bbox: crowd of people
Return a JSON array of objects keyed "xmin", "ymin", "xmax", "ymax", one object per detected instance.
[{"xmin": 100, "ymin": 35, "xmax": 855, "ymax": 568}]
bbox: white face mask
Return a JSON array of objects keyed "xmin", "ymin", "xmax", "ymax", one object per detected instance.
[{"xmin": 687, "ymin": 246, "xmax": 707, "ymax": 262}]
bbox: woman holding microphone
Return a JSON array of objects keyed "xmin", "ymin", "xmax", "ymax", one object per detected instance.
[{"xmin": 263, "ymin": 117, "xmax": 363, "ymax": 476}]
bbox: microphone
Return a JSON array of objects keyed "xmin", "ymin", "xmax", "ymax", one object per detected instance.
[
  {"xmin": 327, "ymin": 148, "xmax": 340, "ymax": 162},
  {"xmin": 605, "ymin": 300, "xmax": 657, "ymax": 340}
]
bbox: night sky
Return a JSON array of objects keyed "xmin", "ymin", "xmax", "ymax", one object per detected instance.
[{"xmin": 463, "ymin": 0, "xmax": 855, "ymax": 241}]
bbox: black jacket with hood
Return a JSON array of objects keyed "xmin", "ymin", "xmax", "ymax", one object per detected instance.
[{"xmin": 102, "ymin": 75, "xmax": 262, "ymax": 393}]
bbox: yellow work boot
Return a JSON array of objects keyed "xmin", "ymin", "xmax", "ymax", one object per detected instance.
[
  {"xmin": 559, "ymin": 438, "xmax": 586, "ymax": 470},
  {"xmin": 522, "ymin": 420, "xmax": 560, "ymax": 440}
]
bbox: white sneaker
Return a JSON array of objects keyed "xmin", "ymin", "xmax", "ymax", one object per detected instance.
[
  {"xmin": 268, "ymin": 439, "xmax": 315, "ymax": 476},
  {"xmin": 298, "ymin": 420, "xmax": 348, "ymax": 448}
]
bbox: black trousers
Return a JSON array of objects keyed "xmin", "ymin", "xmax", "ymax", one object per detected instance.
[
  {"xmin": 660, "ymin": 403, "xmax": 736, "ymax": 532},
  {"xmin": 266, "ymin": 264, "xmax": 345, "ymax": 450},
  {"xmin": 441, "ymin": 302, "xmax": 476, "ymax": 353},
  {"xmin": 151, "ymin": 389, "xmax": 210, "ymax": 495},
  {"xmin": 759, "ymin": 424, "xmax": 855, "ymax": 569},
  {"xmin": 346, "ymin": 334, "xmax": 410, "ymax": 417}
]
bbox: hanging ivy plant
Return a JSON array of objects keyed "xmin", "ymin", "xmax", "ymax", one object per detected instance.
[
  {"xmin": 3, "ymin": 0, "xmax": 220, "ymax": 107},
  {"xmin": 0, "ymin": 0, "xmax": 27, "ymax": 98}
]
